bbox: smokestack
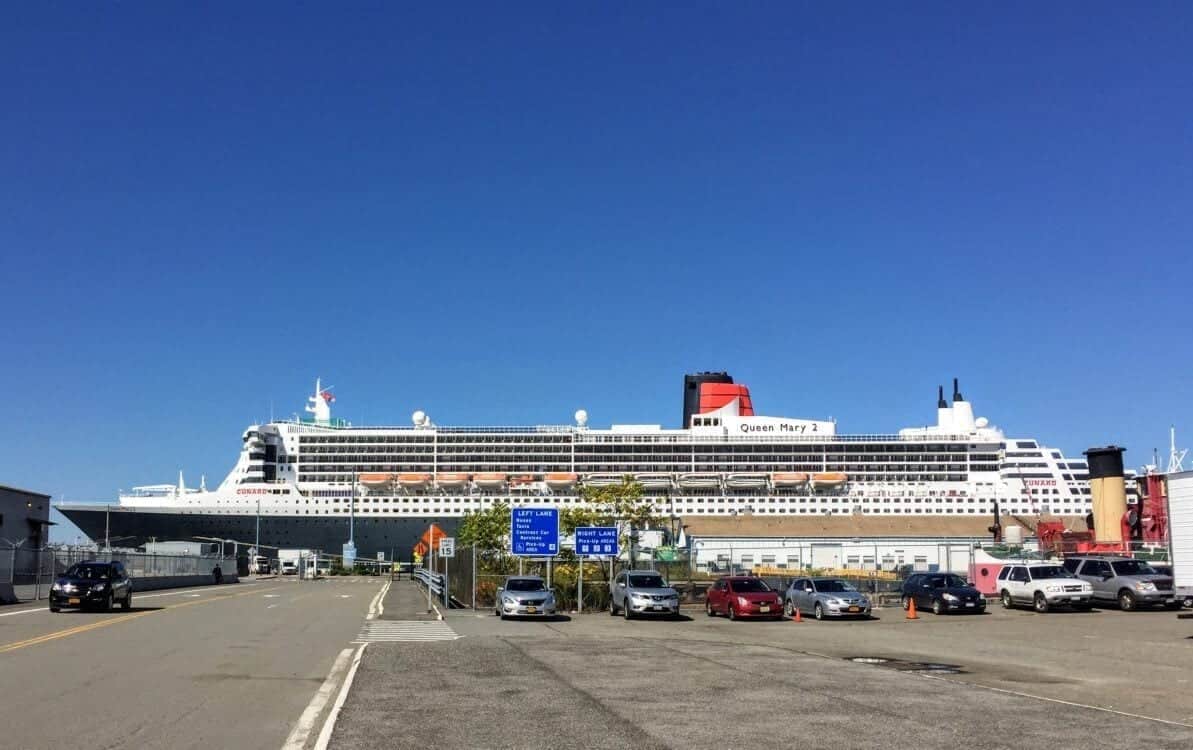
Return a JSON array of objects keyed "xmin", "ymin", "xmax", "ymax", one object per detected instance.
[
  {"xmin": 682, "ymin": 371, "xmax": 734, "ymax": 428},
  {"xmin": 937, "ymin": 386, "xmax": 947, "ymax": 409},
  {"xmin": 1084, "ymin": 445, "xmax": 1127, "ymax": 543},
  {"xmin": 953, "ymin": 378, "xmax": 964, "ymax": 402}
]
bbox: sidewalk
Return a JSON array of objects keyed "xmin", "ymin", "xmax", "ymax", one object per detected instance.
[{"xmin": 379, "ymin": 579, "xmax": 443, "ymax": 621}]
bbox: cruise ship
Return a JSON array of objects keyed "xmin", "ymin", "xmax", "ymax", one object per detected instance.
[{"xmin": 58, "ymin": 373, "xmax": 1099, "ymax": 558}]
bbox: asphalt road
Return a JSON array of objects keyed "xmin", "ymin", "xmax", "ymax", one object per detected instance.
[
  {"xmin": 330, "ymin": 586, "xmax": 1193, "ymax": 750},
  {"xmin": 0, "ymin": 576, "xmax": 383, "ymax": 750}
]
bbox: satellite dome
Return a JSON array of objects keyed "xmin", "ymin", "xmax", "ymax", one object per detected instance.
[
  {"xmin": 574, "ymin": 409, "xmax": 588, "ymax": 426},
  {"xmin": 975, "ymin": 417, "xmax": 989, "ymax": 428},
  {"xmin": 412, "ymin": 410, "xmax": 426, "ymax": 426}
]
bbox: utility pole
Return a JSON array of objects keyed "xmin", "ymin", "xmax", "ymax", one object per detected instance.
[
  {"xmin": 104, "ymin": 505, "xmax": 110, "ymax": 552},
  {"xmin": 255, "ymin": 496, "xmax": 261, "ymax": 573}
]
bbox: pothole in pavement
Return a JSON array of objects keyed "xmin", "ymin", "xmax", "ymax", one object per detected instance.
[{"xmin": 848, "ymin": 657, "xmax": 965, "ymax": 675}]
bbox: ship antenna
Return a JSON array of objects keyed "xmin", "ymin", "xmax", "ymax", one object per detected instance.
[{"xmin": 1170, "ymin": 426, "xmax": 1188, "ymax": 473}]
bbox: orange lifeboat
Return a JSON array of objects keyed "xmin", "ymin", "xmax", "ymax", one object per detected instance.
[
  {"xmin": 473, "ymin": 472, "xmax": 507, "ymax": 490},
  {"xmin": 544, "ymin": 472, "xmax": 578, "ymax": 490},
  {"xmin": 435, "ymin": 472, "xmax": 470, "ymax": 489},
  {"xmin": 811, "ymin": 472, "xmax": 848, "ymax": 489},
  {"xmin": 357, "ymin": 473, "xmax": 394, "ymax": 489},
  {"xmin": 398, "ymin": 473, "xmax": 432, "ymax": 489},
  {"xmin": 509, "ymin": 474, "xmax": 537, "ymax": 487},
  {"xmin": 770, "ymin": 472, "xmax": 809, "ymax": 488}
]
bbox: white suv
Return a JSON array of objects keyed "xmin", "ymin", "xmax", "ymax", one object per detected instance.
[{"xmin": 997, "ymin": 563, "xmax": 1093, "ymax": 613}]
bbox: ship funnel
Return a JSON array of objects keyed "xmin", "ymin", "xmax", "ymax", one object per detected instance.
[
  {"xmin": 1084, "ymin": 445, "xmax": 1127, "ymax": 543},
  {"xmin": 937, "ymin": 386, "xmax": 947, "ymax": 409},
  {"xmin": 950, "ymin": 377, "xmax": 975, "ymax": 432},
  {"xmin": 953, "ymin": 378, "xmax": 964, "ymax": 402}
]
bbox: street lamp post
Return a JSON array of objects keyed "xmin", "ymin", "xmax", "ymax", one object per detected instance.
[{"xmin": 255, "ymin": 496, "xmax": 261, "ymax": 574}]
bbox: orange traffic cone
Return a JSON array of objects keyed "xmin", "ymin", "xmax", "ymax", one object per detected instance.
[
  {"xmin": 793, "ymin": 607, "xmax": 803, "ymax": 623},
  {"xmin": 906, "ymin": 597, "xmax": 919, "ymax": 620}
]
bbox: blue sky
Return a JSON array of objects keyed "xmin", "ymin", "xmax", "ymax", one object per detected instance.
[{"xmin": 2, "ymin": 4, "xmax": 1190, "ymax": 542}]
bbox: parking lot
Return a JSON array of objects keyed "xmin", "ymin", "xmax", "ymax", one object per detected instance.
[{"xmin": 329, "ymin": 582, "xmax": 1193, "ymax": 750}]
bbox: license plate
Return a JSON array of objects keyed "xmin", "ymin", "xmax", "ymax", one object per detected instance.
[
  {"xmin": 68, "ymin": 598, "xmax": 80, "ymax": 605},
  {"xmin": 1165, "ymin": 598, "xmax": 1176, "ymax": 604},
  {"xmin": 525, "ymin": 607, "xmax": 537, "ymax": 613},
  {"xmin": 651, "ymin": 606, "xmax": 662, "ymax": 611},
  {"xmin": 847, "ymin": 606, "xmax": 860, "ymax": 613},
  {"xmin": 759, "ymin": 605, "xmax": 770, "ymax": 613},
  {"xmin": 965, "ymin": 602, "xmax": 976, "ymax": 608}
]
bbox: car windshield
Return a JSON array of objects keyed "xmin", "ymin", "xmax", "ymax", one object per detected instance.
[
  {"xmin": 65, "ymin": 564, "xmax": 111, "ymax": 580},
  {"xmin": 729, "ymin": 579, "xmax": 771, "ymax": 593},
  {"xmin": 1111, "ymin": 560, "xmax": 1157, "ymax": 576},
  {"xmin": 815, "ymin": 580, "xmax": 855, "ymax": 592},
  {"xmin": 629, "ymin": 574, "xmax": 666, "ymax": 588},
  {"xmin": 1029, "ymin": 566, "xmax": 1072, "ymax": 579},
  {"xmin": 505, "ymin": 579, "xmax": 546, "ymax": 592},
  {"xmin": 931, "ymin": 575, "xmax": 968, "ymax": 588}
]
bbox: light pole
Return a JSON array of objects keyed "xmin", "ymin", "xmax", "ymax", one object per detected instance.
[{"xmin": 255, "ymin": 496, "xmax": 261, "ymax": 573}]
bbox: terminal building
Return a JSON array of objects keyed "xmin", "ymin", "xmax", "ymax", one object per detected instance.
[{"xmin": 0, "ymin": 484, "xmax": 52, "ymax": 548}]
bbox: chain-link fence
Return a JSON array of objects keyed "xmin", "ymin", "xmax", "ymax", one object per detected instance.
[{"xmin": 2, "ymin": 544, "xmax": 237, "ymax": 603}]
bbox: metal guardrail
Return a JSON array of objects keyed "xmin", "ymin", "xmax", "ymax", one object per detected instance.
[{"xmin": 413, "ymin": 566, "xmax": 449, "ymax": 607}]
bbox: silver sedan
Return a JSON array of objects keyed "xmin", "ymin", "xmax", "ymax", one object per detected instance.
[
  {"xmin": 784, "ymin": 577, "xmax": 872, "ymax": 620},
  {"xmin": 495, "ymin": 575, "xmax": 557, "ymax": 619}
]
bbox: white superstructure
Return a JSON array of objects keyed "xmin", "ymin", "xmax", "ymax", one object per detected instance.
[{"xmin": 109, "ymin": 375, "xmax": 1098, "ymax": 521}]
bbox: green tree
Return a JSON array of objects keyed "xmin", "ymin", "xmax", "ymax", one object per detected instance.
[
  {"xmin": 456, "ymin": 501, "xmax": 511, "ymax": 553},
  {"xmin": 561, "ymin": 476, "xmax": 659, "ymax": 533}
]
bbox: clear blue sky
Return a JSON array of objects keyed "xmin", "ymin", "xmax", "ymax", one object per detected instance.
[{"xmin": 2, "ymin": 4, "xmax": 1190, "ymax": 542}]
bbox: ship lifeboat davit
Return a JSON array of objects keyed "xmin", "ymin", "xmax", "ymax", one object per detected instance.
[
  {"xmin": 398, "ymin": 473, "xmax": 432, "ymax": 489},
  {"xmin": 473, "ymin": 472, "xmax": 507, "ymax": 490},
  {"xmin": 435, "ymin": 472, "xmax": 470, "ymax": 489},
  {"xmin": 510, "ymin": 474, "xmax": 537, "ymax": 487},
  {"xmin": 770, "ymin": 472, "xmax": 809, "ymax": 488},
  {"xmin": 544, "ymin": 472, "xmax": 578, "ymax": 490},
  {"xmin": 678, "ymin": 472, "xmax": 721, "ymax": 490},
  {"xmin": 635, "ymin": 473, "xmax": 674, "ymax": 490},
  {"xmin": 811, "ymin": 472, "xmax": 848, "ymax": 489},
  {"xmin": 583, "ymin": 473, "xmax": 625, "ymax": 488},
  {"xmin": 725, "ymin": 472, "xmax": 768, "ymax": 490},
  {"xmin": 358, "ymin": 473, "xmax": 394, "ymax": 489}
]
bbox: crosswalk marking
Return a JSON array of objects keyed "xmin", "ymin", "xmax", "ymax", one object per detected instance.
[{"xmin": 354, "ymin": 620, "xmax": 460, "ymax": 643}]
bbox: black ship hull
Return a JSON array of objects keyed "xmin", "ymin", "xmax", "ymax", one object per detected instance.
[{"xmin": 58, "ymin": 505, "xmax": 459, "ymax": 561}]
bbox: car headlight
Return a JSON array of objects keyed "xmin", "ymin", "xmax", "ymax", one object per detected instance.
[
  {"xmin": 502, "ymin": 595, "xmax": 516, "ymax": 605},
  {"xmin": 91, "ymin": 583, "xmax": 108, "ymax": 592},
  {"xmin": 737, "ymin": 596, "xmax": 750, "ymax": 606},
  {"xmin": 942, "ymin": 593, "xmax": 959, "ymax": 601},
  {"xmin": 51, "ymin": 582, "xmax": 62, "ymax": 591},
  {"xmin": 1135, "ymin": 581, "xmax": 1156, "ymax": 591},
  {"xmin": 1044, "ymin": 585, "xmax": 1062, "ymax": 593}
]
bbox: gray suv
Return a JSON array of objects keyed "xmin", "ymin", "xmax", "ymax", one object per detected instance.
[
  {"xmin": 1062, "ymin": 556, "xmax": 1178, "ymax": 611},
  {"xmin": 609, "ymin": 570, "xmax": 680, "ymax": 619}
]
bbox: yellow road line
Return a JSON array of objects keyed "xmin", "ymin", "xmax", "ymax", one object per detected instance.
[{"xmin": 0, "ymin": 585, "xmax": 287, "ymax": 655}]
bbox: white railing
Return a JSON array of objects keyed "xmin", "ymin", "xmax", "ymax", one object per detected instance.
[{"xmin": 413, "ymin": 566, "xmax": 448, "ymax": 606}]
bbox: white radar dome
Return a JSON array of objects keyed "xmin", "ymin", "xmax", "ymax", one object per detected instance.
[
  {"xmin": 412, "ymin": 410, "xmax": 427, "ymax": 426},
  {"xmin": 574, "ymin": 409, "xmax": 588, "ymax": 426},
  {"xmin": 975, "ymin": 417, "xmax": 989, "ymax": 428}
]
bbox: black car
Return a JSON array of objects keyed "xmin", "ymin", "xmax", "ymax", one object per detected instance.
[
  {"xmin": 49, "ymin": 561, "xmax": 133, "ymax": 612},
  {"xmin": 901, "ymin": 573, "xmax": 986, "ymax": 615}
]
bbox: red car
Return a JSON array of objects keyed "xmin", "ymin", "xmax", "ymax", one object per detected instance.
[{"xmin": 705, "ymin": 576, "xmax": 784, "ymax": 620}]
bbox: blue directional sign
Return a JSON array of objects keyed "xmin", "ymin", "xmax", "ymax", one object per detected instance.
[
  {"xmin": 511, "ymin": 507, "xmax": 560, "ymax": 556},
  {"xmin": 574, "ymin": 526, "xmax": 619, "ymax": 558}
]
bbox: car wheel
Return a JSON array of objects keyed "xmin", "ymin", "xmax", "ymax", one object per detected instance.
[
  {"xmin": 1001, "ymin": 590, "xmax": 1013, "ymax": 609},
  {"xmin": 1118, "ymin": 590, "xmax": 1137, "ymax": 612},
  {"xmin": 623, "ymin": 601, "xmax": 632, "ymax": 620},
  {"xmin": 49, "ymin": 604, "xmax": 60, "ymax": 613},
  {"xmin": 123, "ymin": 592, "xmax": 132, "ymax": 611},
  {"xmin": 728, "ymin": 604, "xmax": 737, "ymax": 621},
  {"xmin": 783, "ymin": 599, "xmax": 794, "ymax": 617},
  {"xmin": 104, "ymin": 593, "xmax": 114, "ymax": 612},
  {"xmin": 1033, "ymin": 592, "xmax": 1049, "ymax": 613},
  {"xmin": 814, "ymin": 603, "xmax": 824, "ymax": 621},
  {"xmin": 932, "ymin": 599, "xmax": 944, "ymax": 616},
  {"xmin": 610, "ymin": 598, "xmax": 619, "ymax": 616},
  {"xmin": 705, "ymin": 601, "xmax": 715, "ymax": 617},
  {"xmin": 900, "ymin": 595, "xmax": 910, "ymax": 611}
]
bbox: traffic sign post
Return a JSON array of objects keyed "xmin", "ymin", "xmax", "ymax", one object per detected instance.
[
  {"xmin": 574, "ymin": 527, "xmax": 619, "ymax": 614},
  {"xmin": 511, "ymin": 508, "xmax": 559, "ymax": 556},
  {"xmin": 438, "ymin": 537, "xmax": 456, "ymax": 558}
]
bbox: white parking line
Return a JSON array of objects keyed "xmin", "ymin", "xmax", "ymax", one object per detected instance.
[
  {"xmin": 281, "ymin": 647, "xmax": 354, "ymax": 750},
  {"xmin": 313, "ymin": 643, "xmax": 367, "ymax": 750},
  {"xmin": 366, "ymin": 580, "xmax": 390, "ymax": 620}
]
